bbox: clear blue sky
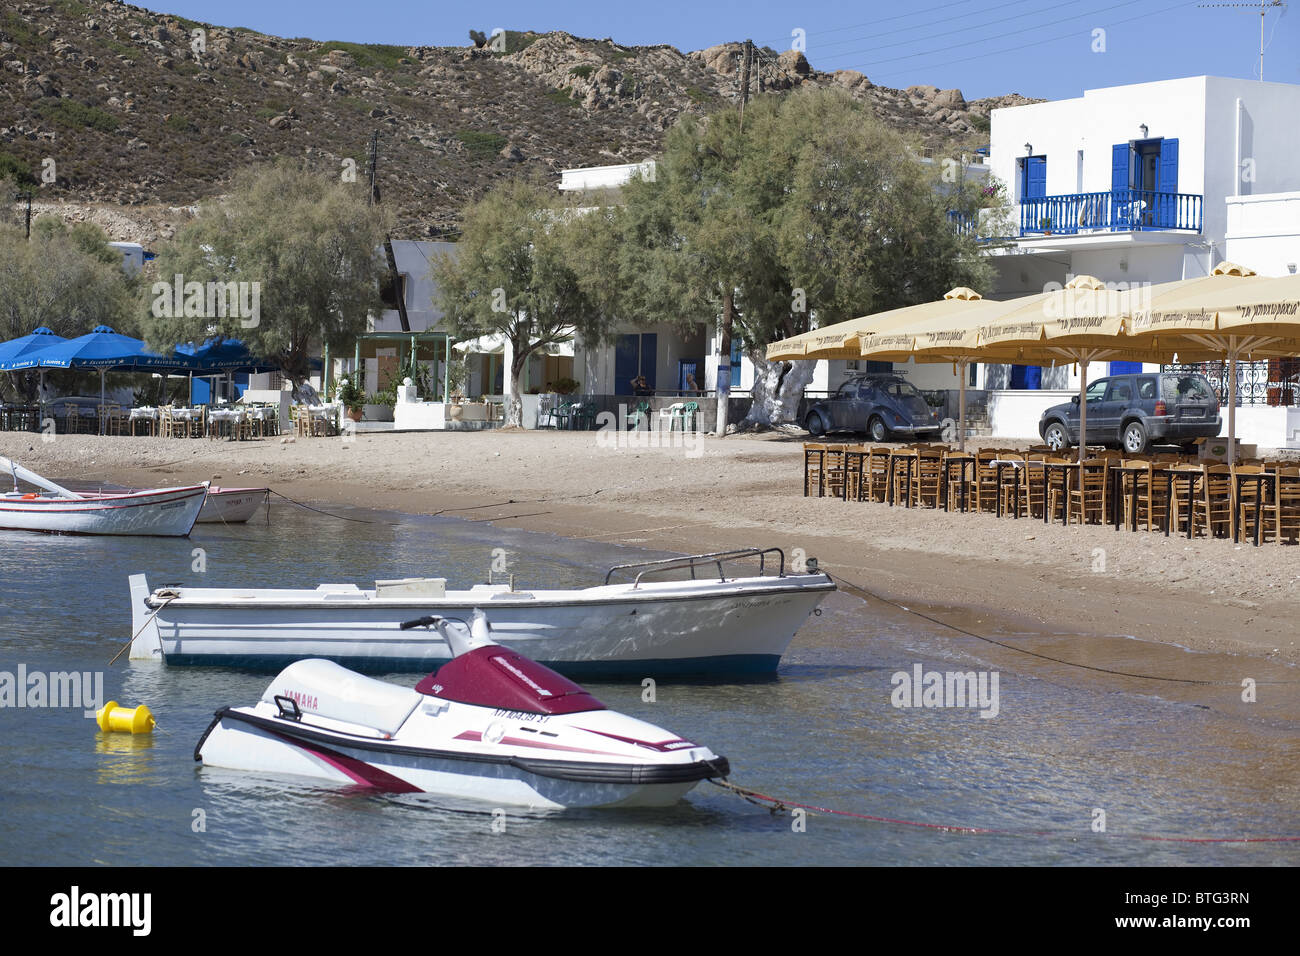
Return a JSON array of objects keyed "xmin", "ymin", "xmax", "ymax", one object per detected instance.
[{"xmin": 145, "ymin": 0, "xmax": 1299, "ymax": 101}]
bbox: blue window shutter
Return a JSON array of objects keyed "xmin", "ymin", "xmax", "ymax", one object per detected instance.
[
  {"xmin": 1158, "ymin": 138, "xmax": 1178, "ymax": 193},
  {"xmin": 1110, "ymin": 361, "xmax": 1142, "ymax": 375},
  {"xmin": 1111, "ymin": 144, "xmax": 1130, "ymax": 191}
]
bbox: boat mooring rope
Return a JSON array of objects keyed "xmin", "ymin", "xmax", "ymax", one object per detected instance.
[
  {"xmin": 108, "ymin": 596, "xmax": 175, "ymax": 666},
  {"xmin": 703, "ymin": 776, "xmax": 1300, "ymax": 843},
  {"xmin": 825, "ymin": 569, "xmax": 1299, "ymax": 686}
]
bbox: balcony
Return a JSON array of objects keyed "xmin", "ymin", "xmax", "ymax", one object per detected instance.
[{"xmin": 1019, "ymin": 189, "xmax": 1202, "ymax": 238}]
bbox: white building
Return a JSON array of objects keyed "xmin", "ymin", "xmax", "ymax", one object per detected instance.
[{"xmin": 948, "ymin": 75, "xmax": 1300, "ymax": 443}]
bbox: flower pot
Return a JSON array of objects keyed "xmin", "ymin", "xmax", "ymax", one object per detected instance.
[
  {"xmin": 346, "ymin": 408, "xmax": 363, "ymax": 422},
  {"xmin": 362, "ymin": 403, "xmax": 393, "ymax": 422},
  {"xmin": 448, "ymin": 404, "xmax": 464, "ymax": 421}
]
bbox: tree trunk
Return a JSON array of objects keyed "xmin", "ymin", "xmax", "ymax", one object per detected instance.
[
  {"xmin": 742, "ymin": 353, "xmax": 815, "ymax": 427},
  {"xmin": 716, "ymin": 288, "xmax": 734, "ymax": 436},
  {"xmin": 506, "ymin": 352, "xmax": 526, "ymax": 427}
]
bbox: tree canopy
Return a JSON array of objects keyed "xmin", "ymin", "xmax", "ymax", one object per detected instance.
[
  {"xmin": 142, "ymin": 161, "xmax": 390, "ymax": 383},
  {"xmin": 608, "ymin": 87, "xmax": 1002, "ymax": 428},
  {"xmin": 0, "ymin": 217, "xmax": 136, "ymax": 400},
  {"xmin": 430, "ymin": 178, "xmax": 616, "ymax": 426}
]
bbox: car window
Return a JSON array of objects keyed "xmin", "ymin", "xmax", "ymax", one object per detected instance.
[
  {"xmin": 835, "ymin": 382, "xmax": 856, "ymax": 398},
  {"xmin": 1163, "ymin": 376, "xmax": 1211, "ymax": 402},
  {"xmin": 1106, "ymin": 380, "xmax": 1132, "ymax": 402},
  {"xmin": 1085, "ymin": 380, "xmax": 1108, "ymax": 401},
  {"xmin": 857, "ymin": 384, "xmax": 876, "ymax": 399},
  {"xmin": 1137, "ymin": 377, "xmax": 1157, "ymax": 400}
]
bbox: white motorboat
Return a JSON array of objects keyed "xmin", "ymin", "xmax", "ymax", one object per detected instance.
[
  {"xmin": 195, "ymin": 612, "xmax": 729, "ymax": 808},
  {"xmin": 0, "ymin": 456, "xmax": 207, "ymax": 537},
  {"xmin": 129, "ymin": 548, "xmax": 835, "ymax": 676},
  {"xmin": 196, "ymin": 486, "xmax": 269, "ymax": 523}
]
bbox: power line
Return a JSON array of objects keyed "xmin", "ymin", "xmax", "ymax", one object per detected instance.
[
  {"xmin": 753, "ymin": 0, "xmax": 984, "ymax": 48},
  {"xmin": 805, "ymin": 0, "xmax": 1080, "ymax": 57},
  {"xmin": 839, "ymin": 0, "xmax": 1193, "ymax": 79},
  {"xmin": 821, "ymin": 0, "xmax": 1167, "ymax": 71}
]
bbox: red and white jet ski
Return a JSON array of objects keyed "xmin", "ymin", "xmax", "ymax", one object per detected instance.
[{"xmin": 195, "ymin": 611, "xmax": 729, "ymax": 808}]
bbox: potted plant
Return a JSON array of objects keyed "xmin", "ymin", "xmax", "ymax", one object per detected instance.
[
  {"xmin": 553, "ymin": 376, "xmax": 580, "ymax": 396},
  {"xmin": 362, "ymin": 388, "xmax": 395, "ymax": 422},
  {"xmin": 1039, "ymin": 216, "xmax": 1052, "ymax": 235},
  {"xmin": 333, "ymin": 377, "xmax": 363, "ymax": 421}
]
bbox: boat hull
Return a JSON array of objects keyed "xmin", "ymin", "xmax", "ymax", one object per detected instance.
[
  {"xmin": 196, "ymin": 487, "xmax": 268, "ymax": 523},
  {"xmin": 130, "ymin": 573, "xmax": 835, "ymax": 675},
  {"xmin": 0, "ymin": 486, "xmax": 207, "ymax": 536}
]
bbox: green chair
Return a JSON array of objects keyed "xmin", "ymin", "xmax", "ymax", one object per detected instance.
[{"xmin": 627, "ymin": 401, "xmax": 651, "ymax": 430}]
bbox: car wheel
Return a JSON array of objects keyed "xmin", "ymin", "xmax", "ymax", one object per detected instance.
[
  {"xmin": 1123, "ymin": 421, "xmax": 1149, "ymax": 455},
  {"xmin": 1043, "ymin": 421, "xmax": 1069, "ymax": 452},
  {"xmin": 805, "ymin": 413, "xmax": 826, "ymax": 437},
  {"xmin": 869, "ymin": 416, "xmax": 889, "ymax": 443}
]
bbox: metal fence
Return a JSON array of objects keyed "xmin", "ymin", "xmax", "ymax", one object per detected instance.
[{"xmin": 1162, "ymin": 359, "xmax": 1300, "ymax": 406}]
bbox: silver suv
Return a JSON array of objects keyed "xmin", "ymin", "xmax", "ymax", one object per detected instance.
[{"xmin": 1038, "ymin": 372, "xmax": 1221, "ymax": 454}]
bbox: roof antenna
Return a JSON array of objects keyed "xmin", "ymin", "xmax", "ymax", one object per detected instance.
[{"xmin": 1197, "ymin": 1, "xmax": 1287, "ymax": 81}]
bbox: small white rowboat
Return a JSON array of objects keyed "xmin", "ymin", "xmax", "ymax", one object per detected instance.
[
  {"xmin": 1, "ymin": 456, "xmax": 207, "ymax": 537},
  {"xmin": 197, "ymin": 486, "xmax": 269, "ymax": 523}
]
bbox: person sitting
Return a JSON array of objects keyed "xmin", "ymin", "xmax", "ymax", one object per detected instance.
[{"xmin": 630, "ymin": 374, "xmax": 652, "ymax": 396}]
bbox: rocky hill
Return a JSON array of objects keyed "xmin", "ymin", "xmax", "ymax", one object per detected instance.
[{"xmin": 0, "ymin": 1, "xmax": 1041, "ymax": 243}]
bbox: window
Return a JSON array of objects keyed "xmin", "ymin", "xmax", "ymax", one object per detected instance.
[
  {"xmin": 379, "ymin": 273, "xmax": 408, "ymax": 310},
  {"xmin": 1106, "ymin": 381, "xmax": 1132, "ymax": 402},
  {"xmin": 1137, "ymin": 377, "xmax": 1158, "ymax": 400},
  {"xmin": 1085, "ymin": 380, "xmax": 1108, "ymax": 402}
]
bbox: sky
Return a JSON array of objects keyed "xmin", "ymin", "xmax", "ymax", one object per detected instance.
[{"xmin": 143, "ymin": 0, "xmax": 1300, "ymax": 101}]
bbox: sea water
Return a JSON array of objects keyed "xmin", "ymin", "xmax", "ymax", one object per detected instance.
[{"xmin": 0, "ymin": 499, "xmax": 1296, "ymax": 867}]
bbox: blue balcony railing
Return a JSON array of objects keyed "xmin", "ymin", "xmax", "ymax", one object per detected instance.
[{"xmin": 1019, "ymin": 189, "xmax": 1202, "ymax": 237}]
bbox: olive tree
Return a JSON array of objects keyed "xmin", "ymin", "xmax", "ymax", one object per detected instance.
[
  {"xmin": 143, "ymin": 161, "xmax": 389, "ymax": 385},
  {"xmin": 431, "ymin": 178, "xmax": 615, "ymax": 427}
]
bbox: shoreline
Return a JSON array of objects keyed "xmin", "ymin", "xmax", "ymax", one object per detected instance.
[{"xmin": 5, "ymin": 430, "xmax": 1298, "ymax": 670}]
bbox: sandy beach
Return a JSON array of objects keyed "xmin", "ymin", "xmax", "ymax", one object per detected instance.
[{"xmin": 5, "ymin": 427, "xmax": 1299, "ymax": 672}]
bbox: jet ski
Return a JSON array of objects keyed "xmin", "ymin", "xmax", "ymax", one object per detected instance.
[{"xmin": 194, "ymin": 611, "xmax": 729, "ymax": 808}]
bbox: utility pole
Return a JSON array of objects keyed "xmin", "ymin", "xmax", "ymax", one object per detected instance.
[
  {"xmin": 738, "ymin": 38, "xmax": 753, "ymax": 130},
  {"xmin": 14, "ymin": 189, "xmax": 32, "ymax": 238},
  {"xmin": 368, "ymin": 129, "xmax": 410, "ymax": 335}
]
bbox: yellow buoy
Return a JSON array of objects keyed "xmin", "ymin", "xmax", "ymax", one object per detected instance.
[{"xmin": 95, "ymin": 701, "xmax": 155, "ymax": 735}]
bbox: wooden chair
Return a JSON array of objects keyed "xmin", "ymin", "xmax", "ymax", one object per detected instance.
[
  {"xmin": 911, "ymin": 447, "xmax": 945, "ymax": 508},
  {"xmin": 1044, "ymin": 456, "xmax": 1074, "ymax": 523},
  {"xmin": 1067, "ymin": 458, "xmax": 1109, "ymax": 525},
  {"xmin": 1274, "ymin": 467, "xmax": 1300, "ymax": 545},
  {"xmin": 61, "ymin": 402, "xmax": 81, "ymax": 434},
  {"xmin": 1165, "ymin": 463, "xmax": 1204, "ymax": 536},
  {"xmin": 822, "ymin": 445, "xmax": 848, "ymax": 499},
  {"xmin": 803, "ymin": 443, "xmax": 827, "ymax": 497},
  {"xmin": 889, "ymin": 447, "xmax": 919, "ymax": 506},
  {"xmin": 995, "ymin": 453, "xmax": 1028, "ymax": 517},
  {"xmin": 972, "ymin": 450, "xmax": 1000, "ymax": 513},
  {"xmin": 1117, "ymin": 460, "xmax": 1156, "ymax": 531},
  {"xmin": 1192, "ymin": 464, "xmax": 1233, "ymax": 539},
  {"xmin": 1234, "ymin": 464, "xmax": 1275, "ymax": 545},
  {"xmin": 863, "ymin": 446, "xmax": 892, "ymax": 503}
]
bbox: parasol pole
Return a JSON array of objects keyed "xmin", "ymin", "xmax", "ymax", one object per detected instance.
[
  {"xmin": 1077, "ymin": 357, "xmax": 1089, "ymax": 464},
  {"xmin": 1227, "ymin": 344, "xmax": 1238, "ymax": 464},
  {"xmin": 958, "ymin": 360, "xmax": 968, "ymax": 452}
]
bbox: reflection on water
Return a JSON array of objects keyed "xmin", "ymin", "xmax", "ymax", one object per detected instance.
[{"xmin": 0, "ymin": 500, "xmax": 1296, "ymax": 866}]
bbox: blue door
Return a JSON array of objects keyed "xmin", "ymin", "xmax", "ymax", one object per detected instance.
[
  {"xmin": 1010, "ymin": 365, "xmax": 1041, "ymax": 389},
  {"xmin": 615, "ymin": 333, "xmax": 657, "ymax": 393}
]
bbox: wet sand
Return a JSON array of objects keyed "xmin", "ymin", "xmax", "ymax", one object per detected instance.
[{"xmin": 5, "ymin": 430, "xmax": 1300, "ymax": 688}]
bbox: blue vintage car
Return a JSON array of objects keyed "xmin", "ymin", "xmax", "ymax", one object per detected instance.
[{"xmin": 803, "ymin": 374, "xmax": 942, "ymax": 442}]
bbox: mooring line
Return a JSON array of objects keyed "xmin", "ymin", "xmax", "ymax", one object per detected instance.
[
  {"xmin": 826, "ymin": 569, "xmax": 1298, "ymax": 686},
  {"xmin": 705, "ymin": 778, "xmax": 1300, "ymax": 843}
]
